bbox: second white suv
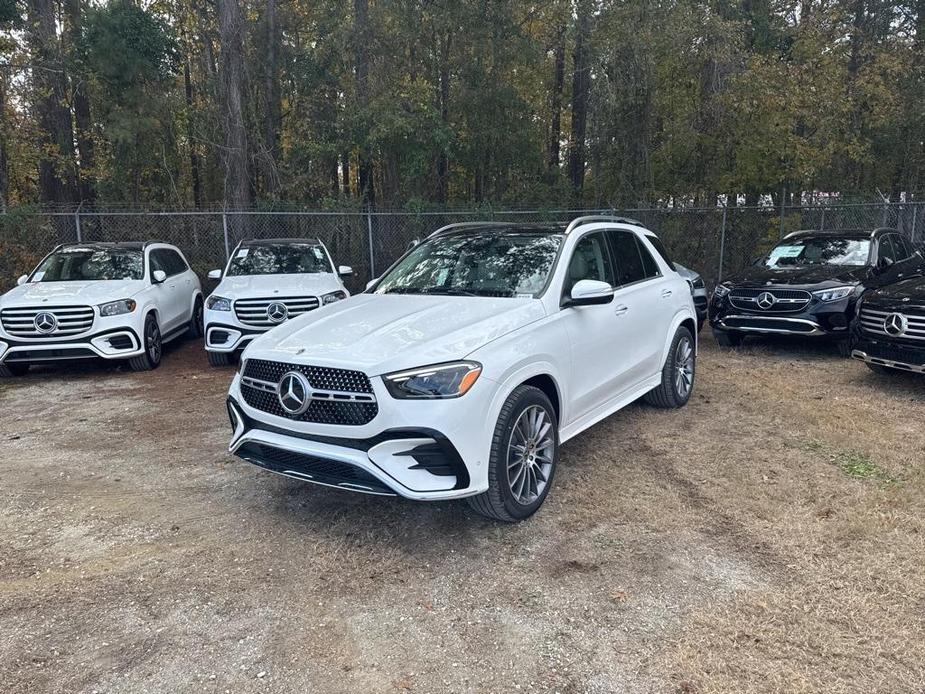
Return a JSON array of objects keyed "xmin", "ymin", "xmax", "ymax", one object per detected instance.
[
  {"xmin": 225, "ymin": 217, "xmax": 697, "ymax": 521},
  {"xmin": 204, "ymin": 238, "xmax": 352, "ymax": 366},
  {"xmin": 0, "ymin": 242, "xmax": 203, "ymax": 376}
]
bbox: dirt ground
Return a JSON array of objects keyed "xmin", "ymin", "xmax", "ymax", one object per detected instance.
[{"xmin": 1, "ymin": 333, "xmax": 923, "ymax": 694}]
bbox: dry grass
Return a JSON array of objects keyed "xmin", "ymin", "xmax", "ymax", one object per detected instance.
[{"xmin": 0, "ymin": 334, "xmax": 923, "ymax": 693}]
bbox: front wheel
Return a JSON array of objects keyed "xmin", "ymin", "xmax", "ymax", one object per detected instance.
[
  {"xmin": 128, "ymin": 315, "xmax": 162, "ymax": 371},
  {"xmin": 207, "ymin": 351, "xmax": 233, "ymax": 367},
  {"xmin": 0, "ymin": 362, "xmax": 30, "ymax": 377},
  {"xmin": 645, "ymin": 326, "xmax": 696, "ymax": 409},
  {"xmin": 187, "ymin": 297, "xmax": 204, "ymax": 339},
  {"xmin": 467, "ymin": 385, "xmax": 559, "ymax": 522}
]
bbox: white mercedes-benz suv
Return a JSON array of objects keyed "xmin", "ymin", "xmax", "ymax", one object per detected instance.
[
  {"xmin": 225, "ymin": 217, "xmax": 697, "ymax": 521},
  {"xmin": 0, "ymin": 242, "xmax": 203, "ymax": 376},
  {"xmin": 204, "ymin": 238, "xmax": 352, "ymax": 366}
]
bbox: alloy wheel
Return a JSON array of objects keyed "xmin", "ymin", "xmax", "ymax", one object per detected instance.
[
  {"xmin": 147, "ymin": 321, "xmax": 162, "ymax": 363},
  {"xmin": 674, "ymin": 336, "xmax": 694, "ymax": 397},
  {"xmin": 506, "ymin": 405, "xmax": 555, "ymax": 505}
]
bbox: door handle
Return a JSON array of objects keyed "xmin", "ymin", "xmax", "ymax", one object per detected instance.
[
  {"xmin": 661, "ymin": 289, "xmax": 673, "ymax": 298},
  {"xmin": 614, "ymin": 304, "xmax": 628, "ymax": 316}
]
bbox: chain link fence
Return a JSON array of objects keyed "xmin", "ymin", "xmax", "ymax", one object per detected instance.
[{"xmin": 1, "ymin": 202, "xmax": 922, "ymax": 293}]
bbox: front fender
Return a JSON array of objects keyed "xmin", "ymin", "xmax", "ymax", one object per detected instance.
[{"xmin": 658, "ymin": 306, "xmax": 698, "ymax": 369}]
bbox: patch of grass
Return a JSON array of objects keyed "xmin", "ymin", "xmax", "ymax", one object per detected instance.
[{"xmin": 792, "ymin": 439, "xmax": 898, "ymax": 484}]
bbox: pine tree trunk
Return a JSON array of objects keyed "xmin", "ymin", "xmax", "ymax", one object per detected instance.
[
  {"xmin": 63, "ymin": 0, "xmax": 95, "ymax": 203},
  {"xmin": 568, "ymin": 0, "xmax": 591, "ymax": 203},
  {"xmin": 27, "ymin": 0, "xmax": 78, "ymax": 205},
  {"xmin": 217, "ymin": 0, "xmax": 251, "ymax": 209},
  {"xmin": 354, "ymin": 0, "xmax": 375, "ymax": 208},
  {"xmin": 262, "ymin": 0, "xmax": 281, "ymax": 196},
  {"xmin": 548, "ymin": 23, "xmax": 566, "ymax": 172},
  {"xmin": 184, "ymin": 59, "xmax": 203, "ymax": 208},
  {"xmin": 435, "ymin": 30, "xmax": 451, "ymax": 204}
]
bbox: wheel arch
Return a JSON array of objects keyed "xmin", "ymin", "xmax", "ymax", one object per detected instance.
[{"xmin": 659, "ymin": 309, "xmax": 698, "ymax": 367}]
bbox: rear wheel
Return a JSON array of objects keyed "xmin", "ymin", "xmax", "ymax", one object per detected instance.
[
  {"xmin": 713, "ymin": 328, "xmax": 743, "ymax": 348},
  {"xmin": 208, "ymin": 351, "xmax": 232, "ymax": 367},
  {"xmin": 128, "ymin": 315, "xmax": 162, "ymax": 371},
  {"xmin": 467, "ymin": 385, "xmax": 558, "ymax": 522},
  {"xmin": 0, "ymin": 362, "xmax": 30, "ymax": 377},
  {"xmin": 187, "ymin": 297, "xmax": 204, "ymax": 339},
  {"xmin": 645, "ymin": 326, "xmax": 696, "ymax": 409}
]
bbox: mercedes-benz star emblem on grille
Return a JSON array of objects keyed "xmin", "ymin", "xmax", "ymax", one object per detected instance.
[
  {"xmin": 33, "ymin": 311, "xmax": 58, "ymax": 334},
  {"xmin": 756, "ymin": 292, "xmax": 776, "ymax": 310},
  {"xmin": 266, "ymin": 302, "xmax": 288, "ymax": 324},
  {"xmin": 278, "ymin": 371, "xmax": 312, "ymax": 415},
  {"xmin": 883, "ymin": 312, "xmax": 909, "ymax": 337}
]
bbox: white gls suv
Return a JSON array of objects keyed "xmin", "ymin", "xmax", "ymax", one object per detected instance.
[
  {"xmin": 225, "ymin": 217, "xmax": 697, "ymax": 521},
  {"xmin": 0, "ymin": 242, "xmax": 203, "ymax": 376},
  {"xmin": 203, "ymin": 238, "xmax": 352, "ymax": 367}
]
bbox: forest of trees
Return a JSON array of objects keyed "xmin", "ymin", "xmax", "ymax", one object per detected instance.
[{"xmin": 0, "ymin": 0, "xmax": 923, "ymax": 211}]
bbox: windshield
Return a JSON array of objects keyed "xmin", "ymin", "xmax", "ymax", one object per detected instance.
[
  {"xmin": 763, "ymin": 237, "xmax": 871, "ymax": 268},
  {"xmin": 227, "ymin": 243, "xmax": 332, "ymax": 276},
  {"xmin": 374, "ymin": 232, "xmax": 562, "ymax": 298},
  {"xmin": 31, "ymin": 248, "xmax": 144, "ymax": 281}
]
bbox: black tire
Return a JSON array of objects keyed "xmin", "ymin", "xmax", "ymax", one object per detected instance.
[
  {"xmin": 645, "ymin": 326, "xmax": 696, "ymax": 409},
  {"xmin": 208, "ymin": 351, "xmax": 232, "ymax": 367},
  {"xmin": 0, "ymin": 362, "xmax": 29, "ymax": 377},
  {"xmin": 128, "ymin": 314, "xmax": 162, "ymax": 371},
  {"xmin": 713, "ymin": 328, "xmax": 743, "ymax": 348},
  {"xmin": 467, "ymin": 385, "xmax": 559, "ymax": 522},
  {"xmin": 187, "ymin": 297, "xmax": 204, "ymax": 339}
]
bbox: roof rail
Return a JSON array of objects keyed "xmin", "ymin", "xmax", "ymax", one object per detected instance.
[
  {"xmin": 564, "ymin": 215, "xmax": 645, "ymax": 234},
  {"xmin": 426, "ymin": 221, "xmax": 520, "ymax": 239}
]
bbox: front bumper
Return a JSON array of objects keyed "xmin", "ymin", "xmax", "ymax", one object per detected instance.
[
  {"xmin": 710, "ymin": 294, "xmax": 853, "ymax": 338},
  {"xmin": 226, "ymin": 372, "xmax": 496, "ymax": 500},
  {"xmin": 0, "ymin": 327, "xmax": 143, "ymax": 365},
  {"xmin": 204, "ymin": 317, "xmax": 266, "ymax": 353},
  {"xmin": 852, "ymin": 335, "xmax": 925, "ymax": 374}
]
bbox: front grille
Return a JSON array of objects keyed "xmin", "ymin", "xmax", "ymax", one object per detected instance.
[
  {"xmin": 1, "ymin": 305, "xmax": 95, "ymax": 338},
  {"xmin": 729, "ymin": 288, "xmax": 811, "ymax": 313},
  {"xmin": 236, "ymin": 442, "xmax": 394, "ymax": 494},
  {"xmin": 234, "ymin": 296, "xmax": 320, "ymax": 327},
  {"xmin": 240, "ymin": 358, "xmax": 378, "ymax": 425},
  {"xmin": 859, "ymin": 307, "xmax": 925, "ymax": 342}
]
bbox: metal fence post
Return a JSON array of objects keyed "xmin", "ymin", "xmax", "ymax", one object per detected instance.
[
  {"xmin": 911, "ymin": 204, "xmax": 919, "ymax": 243},
  {"xmin": 367, "ymin": 210, "xmax": 376, "ymax": 279},
  {"xmin": 779, "ymin": 186, "xmax": 786, "ymax": 239},
  {"xmin": 819, "ymin": 205, "xmax": 825, "ymax": 231},
  {"xmin": 717, "ymin": 204, "xmax": 727, "ymax": 283},
  {"xmin": 221, "ymin": 212, "xmax": 230, "ymax": 260},
  {"xmin": 74, "ymin": 210, "xmax": 82, "ymax": 243}
]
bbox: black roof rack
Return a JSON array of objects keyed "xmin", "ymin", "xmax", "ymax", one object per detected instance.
[{"xmin": 239, "ymin": 237, "xmax": 324, "ymax": 246}]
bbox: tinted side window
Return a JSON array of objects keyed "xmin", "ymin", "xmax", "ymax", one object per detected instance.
[
  {"xmin": 636, "ymin": 237, "xmax": 661, "ymax": 279},
  {"xmin": 607, "ymin": 230, "xmax": 647, "ymax": 286},
  {"xmin": 878, "ymin": 236, "xmax": 897, "ymax": 266},
  {"xmin": 165, "ymin": 249, "xmax": 189, "ymax": 275},
  {"xmin": 565, "ymin": 232, "xmax": 616, "ymax": 292},
  {"xmin": 149, "ymin": 250, "xmax": 167, "ymax": 277},
  {"xmin": 645, "ymin": 235, "xmax": 675, "ymax": 271},
  {"xmin": 891, "ymin": 235, "xmax": 910, "ymax": 260}
]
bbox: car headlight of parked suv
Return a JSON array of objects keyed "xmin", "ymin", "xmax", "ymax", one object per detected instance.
[
  {"xmin": 383, "ymin": 361, "xmax": 482, "ymax": 399},
  {"xmin": 812, "ymin": 286, "xmax": 857, "ymax": 302},
  {"xmin": 98, "ymin": 299, "xmax": 137, "ymax": 317},
  {"xmin": 321, "ymin": 290, "xmax": 348, "ymax": 305},
  {"xmin": 712, "ymin": 282, "xmax": 731, "ymax": 299},
  {"xmin": 207, "ymin": 295, "xmax": 232, "ymax": 311}
]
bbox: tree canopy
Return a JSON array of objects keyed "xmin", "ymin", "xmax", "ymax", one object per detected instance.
[{"xmin": 0, "ymin": 0, "xmax": 923, "ymax": 210}]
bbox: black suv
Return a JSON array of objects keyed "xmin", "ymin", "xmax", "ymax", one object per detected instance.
[
  {"xmin": 852, "ymin": 254, "xmax": 925, "ymax": 375},
  {"xmin": 709, "ymin": 228, "xmax": 916, "ymax": 355}
]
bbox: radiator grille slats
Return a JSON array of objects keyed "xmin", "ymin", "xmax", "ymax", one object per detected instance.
[
  {"xmin": 729, "ymin": 288, "xmax": 811, "ymax": 313},
  {"xmin": 859, "ymin": 307, "xmax": 925, "ymax": 342},
  {"xmin": 1, "ymin": 305, "xmax": 95, "ymax": 338},
  {"xmin": 234, "ymin": 296, "xmax": 320, "ymax": 327}
]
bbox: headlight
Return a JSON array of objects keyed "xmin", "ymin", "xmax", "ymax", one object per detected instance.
[
  {"xmin": 98, "ymin": 299, "xmax": 136, "ymax": 317},
  {"xmin": 812, "ymin": 286, "xmax": 856, "ymax": 302},
  {"xmin": 712, "ymin": 283, "xmax": 731, "ymax": 299},
  {"xmin": 383, "ymin": 361, "xmax": 482, "ymax": 399},
  {"xmin": 207, "ymin": 295, "xmax": 232, "ymax": 311},
  {"xmin": 321, "ymin": 290, "xmax": 347, "ymax": 305}
]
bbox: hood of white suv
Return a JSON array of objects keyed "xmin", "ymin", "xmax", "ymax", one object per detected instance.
[
  {"xmin": 1, "ymin": 279, "xmax": 147, "ymax": 306},
  {"xmin": 215, "ymin": 273, "xmax": 343, "ymax": 298},
  {"xmin": 245, "ymin": 293, "xmax": 546, "ymax": 374}
]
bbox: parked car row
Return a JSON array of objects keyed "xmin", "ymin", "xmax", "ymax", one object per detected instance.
[
  {"xmin": 708, "ymin": 226, "xmax": 925, "ymax": 377},
  {"xmin": 0, "ymin": 218, "xmax": 920, "ymax": 522}
]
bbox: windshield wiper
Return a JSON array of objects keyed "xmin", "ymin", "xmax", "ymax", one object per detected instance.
[{"xmin": 419, "ymin": 287, "xmax": 480, "ymax": 297}]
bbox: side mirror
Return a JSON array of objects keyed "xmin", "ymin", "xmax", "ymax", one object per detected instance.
[
  {"xmin": 152, "ymin": 270, "xmax": 167, "ymax": 284},
  {"xmin": 338, "ymin": 265, "xmax": 354, "ymax": 277},
  {"xmin": 207, "ymin": 269, "xmax": 222, "ymax": 280},
  {"xmin": 565, "ymin": 279, "xmax": 614, "ymax": 307},
  {"xmin": 16, "ymin": 275, "xmax": 28, "ymax": 286}
]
